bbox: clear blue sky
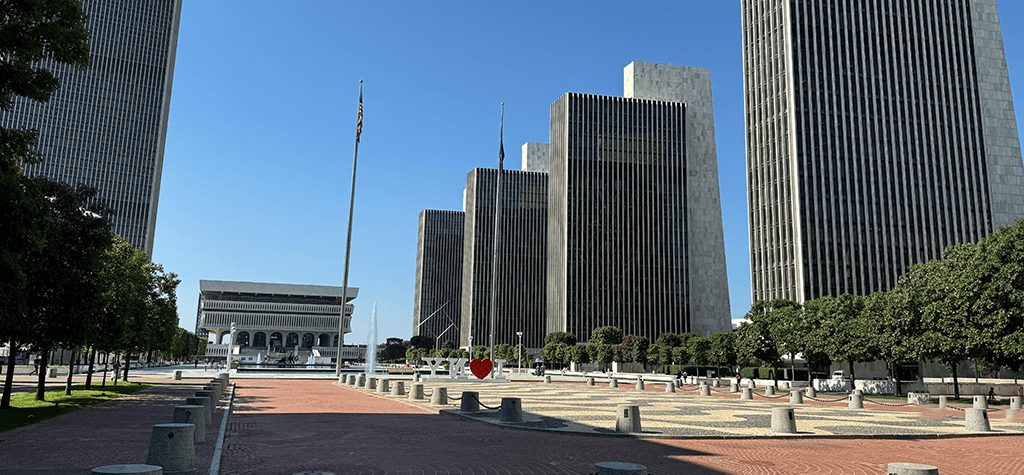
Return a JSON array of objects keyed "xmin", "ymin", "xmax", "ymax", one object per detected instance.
[{"xmin": 154, "ymin": 1, "xmax": 1024, "ymax": 344}]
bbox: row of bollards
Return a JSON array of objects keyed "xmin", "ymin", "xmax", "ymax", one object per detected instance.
[{"xmin": 93, "ymin": 372, "xmax": 231, "ymax": 475}]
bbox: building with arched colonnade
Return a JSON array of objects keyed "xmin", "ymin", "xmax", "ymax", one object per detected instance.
[{"xmin": 196, "ymin": 280, "xmax": 359, "ymax": 363}]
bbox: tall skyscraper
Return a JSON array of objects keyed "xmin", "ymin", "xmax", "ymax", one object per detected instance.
[
  {"xmin": 743, "ymin": 0, "xmax": 1024, "ymax": 302},
  {"xmin": 546, "ymin": 62, "xmax": 732, "ymax": 342},
  {"xmin": 0, "ymin": 0, "xmax": 182, "ymax": 256},
  {"xmin": 460, "ymin": 168, "xmax": 548, "ymax": 349},
  {"xmin": 412, "ymin": 210, "xmax": 465, "ymax": 347}
]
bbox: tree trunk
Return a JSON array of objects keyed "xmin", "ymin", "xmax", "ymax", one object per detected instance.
[
  {"xmin": 35, "ymin": 351, "xmax": 49, "ymax": 401},
  {"xmin": 64, "ymin": 348, "xmax": 78, "ymax": 395},
  {"xmin": 952, "ymin": 364, "xmax": 960, "ymax": 400},
  {"xmin": 1, "ymin": 341, "xmax": 19, "ymax": 409},
  {"xmin": 789, "ymin": 352, "xmax": 796, "ymax": 381},
  {"xmin": 848, "ymin": 360, "xmax": 856, "ymax": 381},
  {"xmin": 123, "ymin": 355, "xmax": 130, "ymax": 382},
  {"xmin": 85, "ymin": 348, "xmax": 96, "ymax": 390},
  {"xmin": 101, "ymin": 352, "xmax": 108, "ymax": 387}
]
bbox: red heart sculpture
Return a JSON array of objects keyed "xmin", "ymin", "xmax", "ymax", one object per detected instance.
[{"xmin": 469, "ymin": 358, "xmax": 492, "ymax": 379}]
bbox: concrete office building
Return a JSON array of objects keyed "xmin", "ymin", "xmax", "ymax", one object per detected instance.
[
  {"xmin": 460, "ymin": 168, "xmax": 549, "ymax": 350},
  {"xmin": 412, "ymin": 210, "xmax": 465, "ymax": 347},
  {"xmin": 197, "ymin": 280, "xmax": 357, "ymax": 362},
  {"xmin": 0, "ymin": 0, "xmax": 181, "ymax": 255},
  {"xmin": 546, "ymin": 62, "xmax": 732, "ymax": 341},
  {"xmin": 743, "ymin": 0, "xmax": 1024, "ymax": 302}
]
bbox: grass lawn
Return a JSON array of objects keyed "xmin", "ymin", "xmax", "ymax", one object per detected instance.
[{"xmin": 0, "ymin": 382, "xmax": 151, "ymax": 433}]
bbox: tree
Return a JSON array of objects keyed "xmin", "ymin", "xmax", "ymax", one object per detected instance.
[
  {"xmin": 544, "ymin": 332, "xmax": 577, "ymax": 346},
  {"xmin": 0, "ymin": 0, "xmax": 91, "ymax": 408},
  {"xmin": 709, "ymin": 332, "xmax": 737, "ymax": 379},
  {"xmin": 972, "ymin": 219, "xmax": 1024, "ymax": 383},
  {"xmin": 627, "ymin": 335, "xmax": 650, "ymax": 366},
  {"xmin": 568, "ymin": 344, "xmax": 591, "ymax": 365},
  {"xmin": 655, "ymin": 332, "xmax": 681, "ymax": 348},
  {"xmin": 590, "ymin": 326, "xmax": 623, "ymax": 346},
  {"xmin": 408, "ymin": 335, "xmax": 432, "ymax": 350},
  {"xmin": 494, "ymin": 343, "xmax": 511, "ymax": 362},
  {"xmin": 735, "ymin": 300, "xmax": 801, "ymax": 384},
  {"xmin": 687, "ymin": 336, "xmax": 711, "ymax": 375},
  {"xmin": 379, "ymin": 338, "xmax": 408, "ymax": 362},
  {"xmin": 804, "ymin": 294, "xmax": 872, "ymax": 381}
]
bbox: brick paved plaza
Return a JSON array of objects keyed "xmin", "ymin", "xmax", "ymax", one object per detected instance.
[{"xmin": 1, "ymin": 368, "xmax": 1022, "ymax": 474}]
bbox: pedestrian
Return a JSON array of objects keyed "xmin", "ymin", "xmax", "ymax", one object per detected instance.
[{"xmin": 29, "ymin": 357, "xmax": 40, "ymax": 376}]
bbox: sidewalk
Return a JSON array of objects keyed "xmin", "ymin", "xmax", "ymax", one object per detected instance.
[{"xmin": 0, "ymin": 370, "xmax": 226, "ymax": 475}]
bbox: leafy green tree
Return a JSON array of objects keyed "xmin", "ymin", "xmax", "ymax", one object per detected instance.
[
  {"xmin": 645, "ymin": 343, "xmax": 667, "ymax": 367},
  {"xmin": 709, "ymin": 332, "xmax": 737, "ymax": 379},
  {"xmin": 544, "ymin": 332, "xmax": 577, "ymax": 346},
  {"xmin": 0, "ymin": 0, "xmax": 91, "ymax": 409},
  {"xmin": 627, "ymin": 335, "xmax": 650, "ymax": 366},
  {"xmin": 972, "ymin": 219, "xmax": 1024, "ymax": 383},
  {"xmin": 568, "ymin": 344, "xmax": 591, "ymax": 365},
  {"xmin": 472, "ymin": 345, "xmax": 488, "ymax": 360},
  {"xmin": 590, "ymin": 326, "xmax": 623, "ymax": 345},
  {"xmin": 587, "ymin": 342, "xmax": 615, "ymax": 369},
  {"xmin": 655, "ymin": 333, "xmax": 681, "ymax": 347},
  {"xmin": 804, "ymin": 294, "xmax": 872, "ymax": 381},
  {"xmin": 687, "ymin": 336, "xmax": 711, "ymax": 374},
  {"xmin": 735, "ymin": 300, "xmax": 801, "ymax": 383},
  {"xmin": 672, "ymin": 345, "xmax": 690, "ymax": 368},
  {"xmin": 495, "ymin": 343, "xmax": 511, "ymax": 361},
  {"xmin": 379, "ymin": 338, "xmax": 408, "ymax": 362},
  {"xmin": 408, "ymin": 335, "xmax": 432, "ymax": 350},
  {"xmin": 863, "ymin": 290, "xmax": 920, "ymax": 394}
]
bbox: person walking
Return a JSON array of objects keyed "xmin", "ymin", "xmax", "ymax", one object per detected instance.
[{"xmin": 29, "ymin": 357, "xmax": 40, "ymax": 376}]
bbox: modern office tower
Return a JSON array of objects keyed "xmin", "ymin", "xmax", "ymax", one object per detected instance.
[
  {"xmin": 546, "ymin": 62, "xmax": 732, "ymax": 342},
  {"xmin": 460, "ymin": 168, "xmax": 549, "ymax": 350},
  {"xmin": 412, "ymin": 210, "xmax": 465, "ymax": 348},
  {"xmin": 196, "ymin": 280, "xmax": 357, "ymax": 361},
  {"xmin": 0, "ymin": 0, "xmax": 182, "ymax": 256},
  {"xmin": 743, "ymin": 0, "xmax": 1024, "ymax": 302},
  {"xmin": 522, "ymin": 143, "xmax": 550, "ymax": 173}
]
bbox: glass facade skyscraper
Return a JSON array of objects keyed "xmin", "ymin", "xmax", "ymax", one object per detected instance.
[
  {"xmin": 0, "ymin": 0, "xmax": 182, "ymax": 255},
  {"xmin": 413, "ymin": 210, "xmax": 465, "ymax": 348}
]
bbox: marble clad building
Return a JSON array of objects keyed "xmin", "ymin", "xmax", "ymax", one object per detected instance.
[
  {"xmin": 412, "ymin": 210, "xmax": 465, "ymax": 347},
  {"xmin": 459, "ymin": 168, "xmax": 549, "ymax": 350},
  {"xmin": 197, "ymin": 280, "xmax": 357, "ymax": 361},
  {"xmin": 546, "ymin": 62, "xmax": 732, "ymax": 342},
  {"xmin": 0, "ymin": 0, "xmax": 182, "ymax": 256},
  {"xmin": 743, "ymin": 0, "xmax": 1024, "ymax": 302}
]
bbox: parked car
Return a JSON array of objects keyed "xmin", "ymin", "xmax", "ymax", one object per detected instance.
[{"xmin": 831, "ymin": 370, "xmax": 851, "ymax": 380}]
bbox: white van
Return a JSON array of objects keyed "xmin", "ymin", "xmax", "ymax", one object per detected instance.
[{"xmin": 831, "ymin": 370, "xmax": 850, "ymax": 380}]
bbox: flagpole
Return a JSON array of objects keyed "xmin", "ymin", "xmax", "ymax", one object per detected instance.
[
  {"xmin": 336, "ymin": 80, "xmax": 363, "ymax": 377},
  {"xmin": 487, "ymin": 103, "xmax": 504, "ymax": 368}
]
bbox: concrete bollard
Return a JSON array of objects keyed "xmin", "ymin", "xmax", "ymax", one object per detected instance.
[
  {"xmin": 544, "ymin": 375, "xmax": 552, "ymax": 384},
  {"xmin": 349, "ymin": 375, "xmax": 358, "ymax": 386},
  {"xmin": 790, "ymin": 390, "xmax": 803, "ymax": 404},
  {"xmin": 886, "ymin": 462, "xmax": 939, "ymax": 475},
  {"xmin": 357, "ymin": 374, "xmax": 366, "ymax": 387},
  {"xmin": 460, "ymin": 391, "xmax": 480, "ymax": 412},
  {"xmin": 852, "ymin": 389, "xmax": 863, "ymax": 396},
  {"xmin": 973, "ymin": 395, "xmax": 987, "ymax": 410},
  {"xmin": 712, "ymin": 379, "xmax": 721, "ymax": 388},
  {"xmin": 729, "ymin": 380, "xmax": 739, "ymax": 393},
  {"xmin": 1010, "ymin": 396, "xmax": 1022, "ymax": 410},
  {"xmin": 938, "ymin": 396, "xmax": 948, "ymax": 408},
  {"xmin": 146, "ymin": 423, "xmax": 195, "ymax": 473},
  {"xmin": 587, "ymin": 377, "xmax": 595, "ymax": 386},
  {"xmin": 805, "ymin": 386, "xmax": 816, "ymax": 398},
  {"xmin": 615, "ymin": 404, "xmax": 642, "ymax": 433},
  {"xmin": 740, "ymin": 388, "xmax": 752, "ymax": 400},
  {"xmin": 409, "ymin": 383, "xmax": 424, "ymax": 400},
  {"xmin": 173, "ymin": 370, "xmax": 182, "ymax": 381},
  {"xmin": 765, "ymin": 386, "xmax": 775, "ymax": 396},
  {"xmin": 965, "ymin": 408, "xmax": 991, "ymax": 432},
  {"xmin": 390, "ymin": 381, "xmax": 404, "ymax": 396},
  {"xmin": 609, "ymin": 378, "xmax": 618, "ymax": 388},
  {"xmin": 339, "ymin": 374, "xmax": 348, "ymax": 384},
  {"xmin": 377, "ymin": 379, "xmax": 390, "ymax": 394},
  {"xmin": 1005, "ymin": 408, "xmax": 1019, "ymax": 422},
  {"xmin": 770, "ymin": 407, "xmax": 796, "ymax": 434},
  {"xmin": 185, "ymin": 397, "xmax": 211, "ymax": 426},
  {"xmin": 849, "ymin": 393, "xmax": 864, "ymax": 409},
  {"xmin": 594, "ymin": 462, "xmax": 647, "ymax": 475},
  {"xmin": 91, "ymin": 464, "xmax": 163, "ymax": 475},
  {"xmin": 203, "ymin": 385, "xmax": 219, "ymax": 401},
  {"xmin": 367, "ymin": 377, "xmax": 378, "ymax": 390},
  {"xmin": 635, "ymin": 378, "xmax": 645, "ymax": 391},
  {"xmin": 780, "ymin": 381, "xmax": 790, "ymax": 389},
  {"xmin": 498, "ymin": 397, "xmax": 523, "ymax": 423},
  {"xmin": 747, "ymin": 378, "xmax": 756, "ymax": 389},
  {"xmin": 172, "ymin": 405, "xmax": 206, "ymax": 444},
  {"xmin": 195, "ymin": 390, "xmax": 216, "ymax": 417},
  {"xmin": 430, "ymin": 387, "xmax": 448, "ymax": 405},
  {"xmin": 664, "ymin": 382, "xmax": 675, "ymax": 393},
  {"xmin": 414, "ymin": 373, "xmax": 421, "ymax": 382},
  {"xmin": 699, "ymin": 384, "xmax": 711, "ymax": 397}
]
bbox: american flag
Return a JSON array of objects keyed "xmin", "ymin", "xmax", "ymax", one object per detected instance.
[{"xmin": 356, "ymin": 82, "xmax": 363, "ymax": 142}]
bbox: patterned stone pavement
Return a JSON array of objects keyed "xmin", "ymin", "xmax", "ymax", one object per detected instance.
[{"xmin": 218, "ymin": 378, "xmax": 1024, "ymax": 475}]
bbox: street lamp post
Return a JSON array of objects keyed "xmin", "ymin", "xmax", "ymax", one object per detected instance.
[
  {"xmin": 516, "ymin": 332, "xmax": 523, "ymax": 374},
  {"xmin": 468, "ymin": 335, "xmax": 473, "ymax": 358}
]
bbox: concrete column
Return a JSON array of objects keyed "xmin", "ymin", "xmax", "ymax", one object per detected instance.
[
  {"xmin": 430, "ymin": 387, "xmax": 448, "ymax": 405},
  {"xmin": 712, "ymin": 379, "xmax": 721, "ymax": 388},
  {"xmin": 409, "ymin": 383, "xmax": 424, "ymax": 400},
  {"xmin": 886, "ymin": 463, "xmax": 939, "ymax": 475},
  {"xmin": 805, "ymin": 386, "xmax": 816, "ymax": 398},
  {"xmin": 973, "ymin": 395, "xmax": 987, "ymax": 410},
  {"xmin": 172, "ymin": 405, "xmax": 206, "ymax": 444},
  {"xmin": 356, "ymin": 374, "xmax": 366, "ymax": 387},
  {"xmin": 609, "ymin": 378, "xmax": 618, "ymax": 388},
  {"xmin": 790, "ymin": 390, "xmax": 803, "ymax": 404},
  {"xmin": 664, "ymin": 382, "xmax": 675, "ymax": 393},
  {"xmin": 770, "ymin": 407, "xmax": 796, "ymax": 434},
  {"xmin": 367, "ymin": 377, "xmax": 377, "ymax": 390},
  {"xmin": 849, "ymin": 393, "xmax": 864, "ymax": 409},
  {"xmin": 376, "ymin": 378, "xmax": 390, "ymax": 393},
  {"xmin": 499, "ymin": 397, "xmax": 523, "ymax": 423},
  {"xmin": 390, "ymin": 381, "xmax": 404, "ymax": 396},
  {"xmin": 615, "ymin": 405, "xmax": 641, "ymax": 433},
  {"xmin": 146, "ymin": 423, "xmax": 196, "ymax": 473},
  {"xmin": 740, "ymin": 388, "xmax": 752, "ymax": 400},
  {"xmin": 1010, "ymin": 396, "xmax": 1022, "ymax": 410},
  {"xmin": 699, "ymin": 384, "xmax": 711, "ymax": 396},
  {"xmin": 185, "ymin": 397, "xmax": 211, "ymax": 426},
  {"xmin": 195, "ymin": 390, "xmax": 216, "ymax": 416},
  {"xmin": 765, "ymin": 386, "xmax": 775, "ymax": 396},
  {"xmin": 635, "ymin": 378, "xmax": 645, "ymax": 391},
  {"xmin": 965, "ymin": 408, "xmax": 991, "ymax": 432},
  {"xmin": 938, "ymin": 396, "xmax": 948, "ymax": 408},
  {"xmin": 729, "ymin": 379, "xmax": 738, "ymax": 392},
  {"xmin": 460, "ymin": 391, "xmax": 480, "ymax": 412},
  {"xmin": 587, "ymin": 377, "xmax": 595, "ymax": 386}
]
